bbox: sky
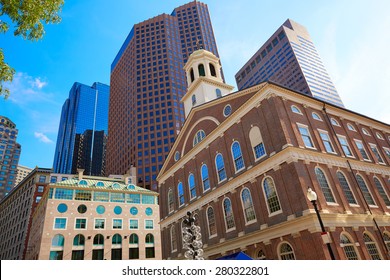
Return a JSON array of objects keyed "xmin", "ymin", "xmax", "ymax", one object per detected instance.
[{"xmin": 1, "ymin": 0, "xmax": 390, "ymax": 169}]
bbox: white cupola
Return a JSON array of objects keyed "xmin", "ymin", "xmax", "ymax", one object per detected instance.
[{"xmin": 181, "ymin": 49, "xmax": 234, "ymax": 118}]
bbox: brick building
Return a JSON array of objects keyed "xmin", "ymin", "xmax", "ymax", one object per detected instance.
[{"xmin": 157, "ymin": 49, "xmax": 390, "ymax": 260}]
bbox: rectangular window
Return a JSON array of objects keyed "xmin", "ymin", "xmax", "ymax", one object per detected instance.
[
  {"xmin": 142, "ymin": 195, "xmax": 155, "ymax": 204},
  {"xmin": 54, "ymin": 218, "xmax": 67, "ymax": 229},
  {"xmin": 37, "ymin": 186, "xmax": 44, "ymax": 192},
  {"xmin": 112, "ymin": 219, "xmax": 123, "ymax": 229},
  {"xmin": 75, "ymin": 218, "xmax": 87, "ymax": 229},
  {"xmin": 129, "ymin": 219, "xmax": 138, "ymax": 229},
  {"xmin": 50, "ymin": 176, "xmax": 57, "ymax": 183},
  {"xmin": 110, "ymin": 192, "xmax": 125, "ymax": 203},
  {"xmin": 39, "ymin": 175, "xmax": 46, "ymax": 183},
  {"xmin": 338, "ymin": 136, "xmax": 353, "ymax": 157},
  {"xmin": 254, "ymin": 143, "xmax": 266, "ymax": 159},
  {"xmin": 94, "ymin": 219, "xmax": 105, "ymax": 229},
  {"xmin": 298, "ymin": 125, "xmax": 315, "ymax": 148},
  {"xmin": 369, "ymin": 144, "xmax": 384, "ymax": 163},
  {"xmin": 354, "ymin": 140, "xmax": 370, "ymax": 160},
  {"xmin": 145, "ymin": 220, "xmax": 154, "ymax": 229},
  {"xmin": 93, "ymin": 191, "xmax": 109, "ymax": 202},
  {"xmin": 54, "ymin": 188, "xmax": 73, "ymax": 200},
  {"xmin": 75, "ymin": 190, "xmax": 92, "ymax": 201},
  {"xmin": 127, "ymin": 193, "xmax": 141, "ymax": 204},
  {"xmin": 319, "ymin": 131, "xmax": 335, "ymax": 153},
  {"xmin": 383, "ymin": 147, "xmax": 390, "ymax": 159}
]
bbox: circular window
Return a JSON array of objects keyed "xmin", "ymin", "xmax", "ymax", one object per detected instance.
[
  {"xmin": 130, "ymin": 207, "xmax": 138, "ymax": 215},
  {"xmin": 96, "ymin": 205, "xmax": 105, "ymax": 214},
  {"xmin": 77, "ymin": 204, "xmax": 87, "ymax": 214},
  {"xmin": 145, "ymin": 207, "xmax": 153, "ymax": 216},
  {"xmin": 174, "ymin": 151, "xmax": 180, "ymax": 162},
  {"xmin": 57, "ymin": 203, "xmax": 68, "ymax": 213},
  {"xmin": 223, "ymin": 104, "xmax": 232, "ymax": 117},
  {"xmin": 114, "ymin": 206, "xmax": 122, "ymax": 215}
]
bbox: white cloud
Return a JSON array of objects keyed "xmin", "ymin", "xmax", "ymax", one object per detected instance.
[
  {"xmin": 32, "ymin": 77, "xmax": 48, "ymax": 89},
  {"xmin": 34, "ymin": 132, "xmax": 54, "ymax": 144}
]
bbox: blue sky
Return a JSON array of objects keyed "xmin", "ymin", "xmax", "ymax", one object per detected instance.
[{"xmin": 1, "ymin": 0, "xmax": 389, "ymax": 169}]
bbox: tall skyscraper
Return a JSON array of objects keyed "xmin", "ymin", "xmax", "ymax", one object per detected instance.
[
  {"xmin": 0, "ymin": 116, "xmax": 21, "ymax": 199},
  {"xmin": 53, "ymin": 82, "xmax": 110, "ymax": 176},
  {"xmin": 235, "ymin": 19, "xmax": 344, "ymax": 107},
  {"xmin": 107, "ymin": 1, "xmax": 222, "ymax": 189}
]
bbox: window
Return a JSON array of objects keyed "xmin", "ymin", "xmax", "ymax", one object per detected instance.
[
  {"xmin": 73, "ymin": 234, "xmax": 85, "ymax": 246},
  {"xmin": 223, "ymin": 105, "xmax": 232, "ymax": 117},
  {"xmin": 96, "ymin": 205, "xmax": 105, "ymax": 214},
  {"xmin": 363, "ymin": 233, "xmax": 381, "ymax": 260},
  {"xmin": 338, "ymin": 136, "xmax": 353, "ymax": 157},
  {"xmin": 209, "ymin": 63, "xmax": 216, "ymax": 77},
  {"xmin": 279, "ymin": 243, "xmax": 295, "ymax": 260},
  {"xmin": 298, "ymin": 125, "xmax": 315, "ymax": 148},
  {"xmin": 75, "ymin": 190, "xmax": 91, "ymax": 201},
  {"xmin": 54, "ymin": 188, "xmax": 73, "ymax": 200},
  {"xmin": 362, "ymin": 128, "xmax": 371, "ymax": 136},
  {"xmin": 193, "ymin": 130, "xmax": 206, "ymax": 146},
  {"xmin": 315, "ymin": 168, "xmax": 336, "ymax": 203},
  {"xmin": 356, "ymin": 175, "xmax": 376, "ymax": 206},
  {"xmin": 78, "ymin": 180, "xmax": 88, "ymax": 185},
  {"xmin": 190, "ymin": 68, "xmax": 195, "ymax": 82},
  {"xmin": 145, "ymin": 220, "xmax": 154, "ymax": 229},
  {"xmin": 249, "ymin": 126, "xmax": 266, "ymax": 160},
  {"xmin": 263, "ymin": 177, "xmax": 282, "ymax": 214},
  {"xmin": 168, "ymin": 189, "xmax": 174, "ymax": 213},
  {"xmin": 215, "ymin": 153, "xmax": 227, "ymax": 182},
  {"xmin": 130, "ymin": 207, "xmax": 138, "ymax": 215},
  {"xmin": 174, "ymin": 151, "xmax": 180, "ymax": 161},
  {"xmin": 291, "ymin": 105, "xmax": 302, "ymax": 114},
  {"xmin": 198, "ymin": 64, "xmax": 205, "ymax": 76},
  {"xmin": 201, "ymin": 164, "xmax": 210, "ymax": 192},
  {"xmin": 231, "ymin": 141, "xmax": 245, "ymax": 172},
  {"xmin": 93, "ymin": 234, "xmax": 104, "ymax": 245},
  {"xmin": 215, "ymin": 88, "xmax": 222, "ymax": 98},
  {"xmin": 223, "ymin": 198, "xmax": 235, "ymax": 230},
  {"xmin": 188, "ymin": 174, "xmax": 196, "ymax": 199},
  {"xmin": 192, "ymin": 94, "xmax": 197, "ymax": 106},
  {"xmin": 37, "ymin": 185, "xmax": 44, "ymax": 192},
  {"xmin": 94, "ymin": 219, "xmax": 105, "ymax": 229},
  {"xmin": 54, "ymin": 218, "xmax": 66, "ymax": 229},
  {"xmin": 145, "ymin": 234, "xmax": 155, "ymax": 258},
  {"xmin": 319, "ymin": 130, "xmax": 335, "ymax": 153},
  {"xmin": 330, "ymin": 118, "xmax": 339, "ymax": 126},
  {"xmin": 57, "ymin": 203, "xmax": 68, "ymax": 213},
  {"xmin": 77, "ymin": 204, "xmax": 87, "ymax": 214},
  {"xmin": 340, "ymin": 234, "xmax": 359, "ymax": 260},
  {"xmin": 206, "ymin": 206, "xmax": 217, "ymax": 237},
  {"xmin": 113, "ymin": 206, "xmax": 122, "ymax": 215},
  {"xmin": 113, "ymin": 219, "xmax": 122, "ymax": 229},
  {"xmin": 52, "ymin": 234, "xmax": 64, "ymax": 247},
  {"xmin": 129, "ymin": 234, "xmax": 139, "ymax": 259},
  {"xmin": 384, "ymin": 147, "xmax": 390, "ymax": 159},
  {"xmin": 178, "ymin": 182, "xmax": 184, "ymax": 206},
  {"xmin": 373, "ymin": 177, "xmax": 390, "ymax": 207},
  {"xmin": 39, "ymin": 175, "xmax": 46, "ymax": 183},
  {"xmin": 376, "ymin": 132, "xmax": 384, "ymax": 140},
  {"xmin": 142, "ymin": 195, "xmax": 155, "ymax": 204},
  {"xmin": 170, "ymin": 225, "xmax": 177, "ymax": 252},
  {"xmin": 336, "ymin": 172, "xmax": 357, "ymax": 204},
  {"xmin": 75, "ymin": 218, "xmax": 87, "ymax": 229},
  {"xmin": 347, "ymin": 123, "xmax": 356, "ymax": 131},
  {"xmin": 129, "ymin": 219, "xmax": 138, "ymax": 229},
  {"xmin": 369, "ymin": 143, "xmax": 384, "ymax": 163},
  {"xmin": 312, "ymin": 112, "xmax": 322, "ymax": 121},
  {"xmin": 355, "ymin": 140, "xmax": 370, "ymax": 160},
  {"xmin": 241, "ymin": 188, "xmax": 256, "ymax": 223}
]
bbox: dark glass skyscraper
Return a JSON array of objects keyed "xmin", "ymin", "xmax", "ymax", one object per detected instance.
[
  {"xmin": 107, "ymin": 1, "xmax": 222, "ymax": 189},
  {"xmin": 53, "ymin": 82, "xmax": 110, "ymax": 176},
  {"xmin": 0, "ymin": 116, "xmax": 21, "ymax": 199},
  {"xmin": 235, "ymin": 19, "xmax": 344, "ymax": 107}
]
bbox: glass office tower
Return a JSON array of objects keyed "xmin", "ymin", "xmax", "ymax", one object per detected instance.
[
  {"xmin": 235, "ymin": 19, "xmax": 344, "ymax": 107},
  {"xmin": 53, "ymin": 82, "xmax": 110, "ymax": 176},
  {"xmin": 0, "ymin": 116, "xmax": 21, "ymax": 199},
  {"xmin": 107, "ymin": 1, "xmax": 222, "ymax": 189}
]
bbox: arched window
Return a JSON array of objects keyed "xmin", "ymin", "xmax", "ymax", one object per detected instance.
[
  {"xmin": 291, "ymin": 105, "xmax": 302, "ymax": 114},
  {"xmin": 216, "ymin": 88, "xmax": 222, "ymax": 98},
  {"xmin": 79, "ymin": 180, "xmax": 88, "ymax": 185},
  {"xmin": 198, "ymin": 64, "xmax": 205, "ymax": 76},
  {"xmin": 92, "ymin": 234, "xmax": 104, "ymax": 260},
  {"xmin": 330, "ymin": 118, "xmax": 339, "ymax": 126},
  {"xmin": 206, "ymin": 206, "xmax": 217, "ymax": 237},
  {"xmin": 111, "ymin": 234, "xmax": 122, "ymax": 260},
  {"xmin": 52, "ymin": 234, "xmax": 64, "ymax": 247},
  {"xmin": 93, "ymin": 234, "xmax": 104, "ymax": 245},
  {"xmin": 231, "ymin": 141, "xmax": 245, "ymax": 172},
  {"xmin": 376, "ymin": 132, "xmax": 384, "ymax": 140},
  {"xmin": 73, "ymin": 234, "xmax": 85, "ymax": 246},
  {"xmin": 263, "ymin": 177, "xmax": 281, "ymax": 214},
  {"xmin": 193, "ymin": 130, "xmax": 206, "ymax": 146},
  {"xmin": 256, "ymin": 250, "xmax": 266, "ymax": 260},
  {"xmin": 190, "ymin": 68, "xmax": 195, "ymax": 82},
  {"xmin": 241, "ymin": 188, "xmax": 256, "ymax": 223},
  {"xmin": 192, "ymin": 94, "xmax": 197, "ymax": 106},
  {"xmin": 356, "ymin": 175, "xmax": 376, "ymax": 206},
  {"xmin": 336, "ymin": 171, "xmax": 357, "ymax": 204},
  {"xmin": 363, "ymin": 232, "xmax": 381, "ymax": 260},
  {"xmin": 50, "ymin": 234, "xmax": 64, "ymax": 260},
  {"xmin": 249, "ymin": 126, "xmax": 266, "ymax": 160},
  {"xmin": 201, "ymin": 164, "xmax": 210, "ymax": 192},
  {"xmin": 129, "ymin": 234, "xmax": 139, "ymax": 259},
  {"xmin": 96, "ymin": 181, "xmax": 104, "ymax": 187},
  {"xmin": 315, "ymin": 168, "xmax": 336, "ymax": 203},
  {"xmin": 279, "ymin": 242, "xmax": 295, "ymax": 260},
  {"xmin": 112, "ymin": 234, "xmax": 122, "ymax": 245},
  {"xmin": 362, "ymin": 128, "xmax": 371, "ymax": 136},
  {"xmin": 373, "ymin": 177, "xmax": 390, "ymax": 206},
  {"xmin": 145, "ymin": 234, "xmax": 155, "ymax": 258},
  {"xmin": 223, "ymin": 198, "xmax": 235, "ymax": 230},
  {"xmin": 168, "ymin": 189, "xmax": 174, "ymax": 213},
  {"xmin": 72, "ymin": 234, "xmax": 85, "ymax": 260},
  {"xmin": 347, "ymin": 123, "xmax": 356, "ymax": 131},
  {"xmin": 178, "ymin": 182, "xmax": 184, "ymax": 206},
  {"xmin": 209, "ymin": 63, "xmax": 216, "ymax": 77},
  {"xmin": 215, "ymin": 153, "xmax": 227, "ymax": 182},
  {"xmin": 340, "ymin": 233, "xmax": 359, "ymax": 260},
  {"xmin": 171, "ymin": 225, "xmax": 177, "ymax": 252},
  {"xmin": 188, "ymin": 173, "xmax": 197, "ymax": 200},
  {"xmin": 312, "ymin": 112, "xmax": 322, "ymax": 121}
]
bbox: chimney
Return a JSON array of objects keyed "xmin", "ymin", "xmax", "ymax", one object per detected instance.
[{"xmin": 77, "ymin": 169, "xmax": 84, "ymax": 180}]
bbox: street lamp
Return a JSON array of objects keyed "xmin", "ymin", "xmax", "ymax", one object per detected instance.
[
  {"xmin": 182, "ymin": 211, "xmax": 204, "ymax": 260},
  {"xmin": 306, "ymin": 187, "xmax": 336, "ymax": 260}
]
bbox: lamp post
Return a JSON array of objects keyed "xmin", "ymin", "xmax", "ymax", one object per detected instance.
[
  {"xmin": 182, "ymin": 211, "xmax": 204, "ymax": 260},
  {"xmin": 306, "ymin": 187, "xmax": 336, "ymax": 260}
]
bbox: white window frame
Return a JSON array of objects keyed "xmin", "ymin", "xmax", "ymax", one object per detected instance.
[
  {"xmin": 53, "ymin": 217, "xmax": 67, "ymax": 230},
  {"xmin": 297, "ymin": 123, "xmax": 316, "ymax": 149},
  {"xmin": 112, "ymin": 218, "xmax": 123, "ymax": 230},
  {"xmin": 129, "ymin": 219, "xmax": 139, "ymax": 230},
  {"xmin": 291, "ymin": 105, "xmax": 302, "ymax": 114},
  {"xmin": 312, "ymin": 112, "xmax": 322, "ymax": 121},
  {"xmin": 369, "ymin": 143, "xmax": 385, "ymax": 164},
  {"xmin": 337, "ymin": 134, "xmax": 354, "ymax": 158},
  {"xmin": 144, "ymin": 219, "xmax": 154, "ymax": 230},
  {"xmin": 318, "ymin": 129, "xmax": 336, "ymax": 154},
  {"xmin": 354, "ymin": 139, "xmax": 371, "ymax": 161},
  {"xmin": 74, "ymin": 217, "xmax": 87, "ymax": 230},
  {"xmin": 94, "ymin": 218, "xmax": 106, "ymax": 230}
]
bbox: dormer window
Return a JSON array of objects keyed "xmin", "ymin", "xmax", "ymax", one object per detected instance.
[
  {"xmin": 198, "ymin": 64, "xmax": 205, "ymax": 76},
  {"xmin": 79, "ymin": 180, "xmax": 88, "ymax": 186},
  {"xmin": 209, "ymin": 63, "xmax": 216, "ymax": 77}
]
